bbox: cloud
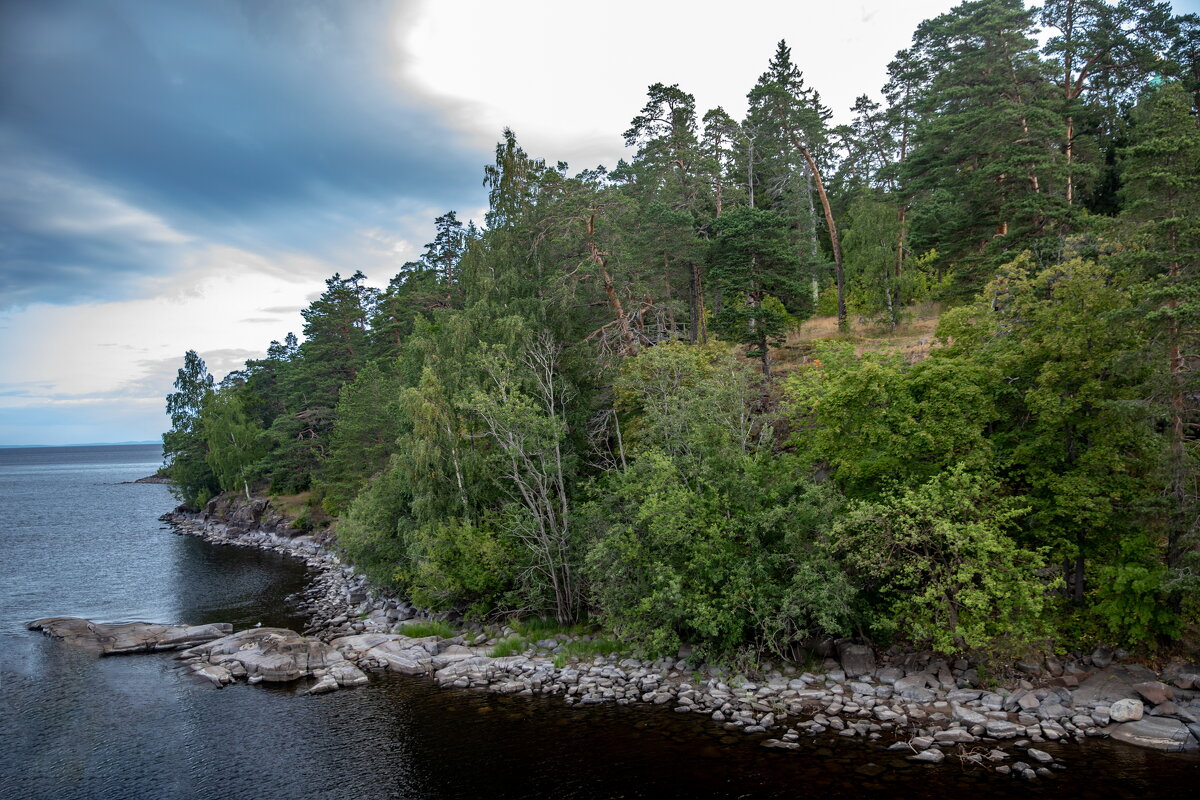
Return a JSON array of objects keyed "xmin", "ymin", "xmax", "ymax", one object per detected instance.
[{"xmin": 0, "ymin": 0, "xmax": 487, "ymax": 310}]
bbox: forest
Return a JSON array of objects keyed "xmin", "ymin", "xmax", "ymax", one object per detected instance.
[{"xmin": 163, "ymin": 0, "xmax": 1200, "ymax": 663}]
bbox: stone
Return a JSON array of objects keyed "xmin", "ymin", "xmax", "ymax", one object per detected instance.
[
  {"xmin": 873, "ymin": 666, "xmax": 901, "ymax": 686},
  {"xmin": 1073, "ymin": 664, "xmax": 1159, "ymax": 706},
  {"xmin": 1091, "ymin": 646, "xmax": 1115, "ymax": 669},
  {"xmin": 1132, "ymin": 681, "xmax": 1174, "ymax": 706},
  {"xmin": 1109, "ymin": 698, "xmax": 1144, "ymax": 723},
  {"xmin": 836, "ymin": 641, "xmax": 876, "ymax": 678},
  {"xmin": 1016, "ymin": 692, "xmax": 1041, "ymax": 711},
  {"xmin": 183, "ymin": 628, "xmax": 345, "ymax": 682},
  {"xmin": 934, "ymin": 728, "xmax": 975, "ymax": 744},
  {"xmin": 306, "ymin": 675, "xmax": 338, "ymax": 695},
  {"xmin": 909, "ymin": 749, "xmax": 945, "ymax": 764},
  {"xmin": 28, "ymin": 617, "xmax": 232, "ymax": 655},
  {"xmin": 1110, "ymin": 717, "xmax": 1199, "ymax": 752},
  {"xmin": 986, "ymin": 720, "xmax": 1019, "ymax": 739},
  {"xmin": 1026, "ymin": 748, "xmax": 1053, "ymax": 763},
  {"xmin": 952, "ymin": 703, "xmax": 988, "ymax": 726}
]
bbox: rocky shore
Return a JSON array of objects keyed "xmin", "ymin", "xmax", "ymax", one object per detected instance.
[{"xmin": 148, "ymin": 495, "xmax": 1200, "ymax": 779}]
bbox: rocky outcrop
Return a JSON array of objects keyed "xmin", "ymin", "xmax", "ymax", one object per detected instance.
[
  {"xmin": 177, "ymin": 627, "xmax": 368, "ymax": 691},
  {"xmin": 27, "ymin": 617, "xmax": 232, "ymax": 654}
]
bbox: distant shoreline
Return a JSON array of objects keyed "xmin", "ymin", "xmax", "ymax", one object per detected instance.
[{"xmin": 0, "ymin": 441, "xmax": 160, "ymax": 449}]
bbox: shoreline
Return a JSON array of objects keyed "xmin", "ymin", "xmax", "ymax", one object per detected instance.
[{"xmin": 160, "ymin": 496, "xmax": 1200, "ymax": 778}]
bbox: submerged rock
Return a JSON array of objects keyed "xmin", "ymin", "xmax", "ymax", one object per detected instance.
[{"xmin": 27, "ymin": 617, "xmax": 232, "ymax": 655}]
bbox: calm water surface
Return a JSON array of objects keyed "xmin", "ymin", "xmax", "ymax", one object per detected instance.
[{"xmin": 1, "ymin": 444, "xmax": 1196, "ymax": 799}]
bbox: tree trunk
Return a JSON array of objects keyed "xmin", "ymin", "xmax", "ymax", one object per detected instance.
[
  {"xmin": 586, "ymin": 214, "xmax": 637, "ymax": 355},
  {"xmin": 788, "ymin": 131, "xmax": 846, "ymax": 331}
]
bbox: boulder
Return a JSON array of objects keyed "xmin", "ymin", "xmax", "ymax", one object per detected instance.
[
  {"xmin": 836, "ymin": 641, "xmax": 876, "ymax": 678},
  {"xmin": 1109, "ymin": 698, "xmax": 1144, "ymax": 723},
  {"xmin": 28, "ymin": 617, "xmax": 232, "ymax": 655},
  {"xmin": 1110, "ymin": 717, "xmax": 1199, "ymax": 752},
  {"xmin": 1073, "ymin": 664, "xmax": 1159, "ymax": 706},
  {"xmin": 1132, "ymin": 681, "xmax": 1174, "ymax": 706}
]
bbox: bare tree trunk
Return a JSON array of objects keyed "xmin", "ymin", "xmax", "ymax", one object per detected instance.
[
  {"xmin": 788, "ymin": 131, "xmax": 846, "ymax": 331},
  {"xmin": 586, "ymin": 214, "xmax": 637, "ymax": 355}
]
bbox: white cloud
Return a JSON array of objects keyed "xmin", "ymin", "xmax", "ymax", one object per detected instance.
[{"xmin": 397, "ymin": 0, "xmax": 972, "ymax": 171}]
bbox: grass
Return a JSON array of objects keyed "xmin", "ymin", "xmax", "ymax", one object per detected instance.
[
  {"xmin": 771, "ymin": 302, "xmax": 943, "ymax": 375},
  {"xmin": 552, "ymin": 637, "xmax": 627, "ymax": 668},
  {"xmin": 509, "ymin": 615, "xmax": 589, "ymax": 639},
  {"xmin": 398, "ymin": 620, "xmax": 455, "ymax": 639},
  {"xmin": 489, "ymin": 635, "xmax": 528, "ymax": 658}
]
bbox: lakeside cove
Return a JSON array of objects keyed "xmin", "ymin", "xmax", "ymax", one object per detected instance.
[{"xmin": 92, "ymin": 492, "xmax": 1197, "ymax": 785}]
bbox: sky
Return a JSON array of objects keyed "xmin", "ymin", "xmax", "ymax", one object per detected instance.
[{"xmin": 0, "ymin": 0, "xmax": 1194, "ymax": 446}]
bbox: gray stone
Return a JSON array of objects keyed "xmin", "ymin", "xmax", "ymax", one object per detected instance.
[
  {"xmin": 986, "ymin": 720, "xmax": 1019, "ymax": 739},
  {"xmin": 909, "ymin": 749, "xmax": 945, "ymax": 764},
  {"xmin": 1073, "ymin": 664, "xmax": 1159, "ymax": 706},
  {"xmin": 877, "ymin": 666, "xmax": 904, "ymax": 685},
  {"xmin": 1110, "ymin": 717, "xmax": 1200, "ymax": 752},
  {"xmin": 1109, "ymin": 698, "xmax": 1144, "ymax": 723},
  {"xmin": 836, "ymin": 641, "xmax": 876, "ymax": 678},
  {"xmin": 1132, "ymin": 681, "xmax": 1174, "ymax": 706},
  {"xmin": 1091, "ymin": 645, "xmax": 1115, "ymax": 669},
  {"xmin": 28, "ymin": 617, "xmax": 232, "ymax": 654},
  {"xmin": 1026, "ymin": 748, "xmax": 1053, "ymax": 763},
  {"xmin": 952, "ymin": 703, "xmax": 988, "ymax": 726},
  {"xmin": 935, "ymin": 728, "xmax": 975, "ymax": 744}
]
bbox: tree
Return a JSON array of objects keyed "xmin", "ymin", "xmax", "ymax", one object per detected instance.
[
  {"xmin": 903, "ymin": 0, "xmax": 1067, "ymax": 285},
  {"xmin": 1041, "ymin": 0, "xmax": 1176, "ymax": 205},
  {"xmin": 744, "ymin": 41, "xmax": 844, "ymax": 327},
  {"xmin": 163, "ymin": 350, "xmax": 218, "ymax": 508},
  {"xmin": 707, "ymin": 206, "xmax": 803, "ymax": 375},
  {"xmin": 202, "ymin": 391, "xmax": 266, "ymax": 501},
  {"xmin": 1120, "ymin": 81, "xmax": 1200, "ymax": 574}
]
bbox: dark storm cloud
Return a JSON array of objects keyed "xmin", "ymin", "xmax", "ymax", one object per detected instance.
[{"xmin": 0, "ymin": 0, "xmax": 484, "ymax": 309}]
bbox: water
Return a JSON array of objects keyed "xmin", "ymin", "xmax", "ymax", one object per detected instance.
[{"xmin": 2, "ymin": 445, "xmax": 1197, "ymax": 799}]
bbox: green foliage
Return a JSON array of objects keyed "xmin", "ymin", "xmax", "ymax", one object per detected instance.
[
  {"xmin": 832, "ymin": 466, "xmax": 1048, "ymax": 655},
  {"xmin": 405, "ymin": 519, "xmax": 519, "ymax": 619},
  {"xmin": 399, "ymin": 620, "xmax": 455, "ymax": 639}
]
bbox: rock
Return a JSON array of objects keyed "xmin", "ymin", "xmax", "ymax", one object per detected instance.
[
  {"xmin": 1132, "ymin": 681, "xmax": 1174, "ymax": 706},
  {"xmin": 836, "ymin": 641, "xmax": 875, "ymax": 678},
  {"xmin": 909, "ymin": 749, "xmax": 945, "ymax": 764},
  {"xmin": 877, "ymin": 666, "xmax": 904, "ymax": 685},
  {"xmin": 1091, "ymin": 645, "xmax": 1115, "ymax": 669},
  {"xmin": 1073, "ymin": 664, "xmax": 1158, "ymax": 706},
  {"xmin": 182, "ymin": 628, "xmax": 344, "ymax": 682},
  {"xmin": 952, "ymin": 703, "xmax": 988, "ymax": 726},
  {"xmin": 306, "ymin": 675, "xmax": 339, "ymax": 695},
  {"xmin": 1026, "ymin": 748, "xmax": 1053, "ymax": 763},
  {"xmin": 986, "ymin": 720, "xmax": 1019, "ymax": 739},
  {"xmin": 935, "ymin": 728, "xmax": 975, "ymax": 744},
  {"xmin": 28, "ymin": 618, "xmax": 232, "ymax": 655},
  {"xmin": 1110, "ymin": 698, "xmax": 1144, "ymax": 723},
  {"xmin": 1110, "ymin": 717, "xmax": 1199, "ymax": 752},
  {"xmin": 329, "ymin": 661, "xmax": 369, "ymax": 687}
]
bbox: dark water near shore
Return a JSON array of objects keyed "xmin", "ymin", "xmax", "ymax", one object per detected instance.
[{"xmin": 2, "ymin": 445, "xmax": 1197, "ymax": 799}]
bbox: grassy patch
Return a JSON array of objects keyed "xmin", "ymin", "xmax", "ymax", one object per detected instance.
[
  {"xmin": 553, "ymin": 637, "xmax": 627, "ymax": 668},
  {"xmin": 489, "ymin": 635, "xmax": 528, "ymax": 658},
  {"xmin": 510, "ymin": 616, "xmax": 588, "ymax": 639},
  {"xmin": 399, "ymin": 620, "xmax": 455, "ymax": 639}
]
